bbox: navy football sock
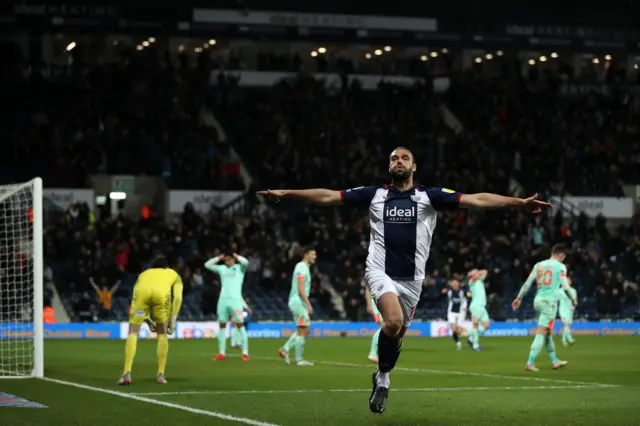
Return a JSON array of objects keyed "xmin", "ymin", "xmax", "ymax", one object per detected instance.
[
  {"xmin": 378, "ymin": 329, "xmax": 402, "ymax": 373},
  {"xmin": 452, "ymin": 331, "xmax": 459, "ymax": 343}
]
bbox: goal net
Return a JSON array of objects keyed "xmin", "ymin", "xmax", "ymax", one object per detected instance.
[{"xmin": 0, "ymin": 178, "xmax": 43, "ymax": 378}]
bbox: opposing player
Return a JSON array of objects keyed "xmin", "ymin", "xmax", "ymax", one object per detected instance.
[
  {"xmin": 118, "ymin": 255, "xmax": 183, "ymax": 385},
  {"xmin": 258, "ymin": 146, "xmax": 551, "ymax": 414},
  {"xmin": 559, "ymin": 277, "xmax": 577, "ymax": 346},
  {"xmin": 204, "ymin": 252, "xmax": 251, "ymax": 362},
  {"xmin": 366, "ymin": 287, "xmax": 383, "ymax": 363},
  {"xmin": 444, "ymin": 279, "xmax": 468, "ymax": 350},
  {"xmin": 512, "ymin": 244, "xmax": 577, "ymax": 371},
  {"xmin": 467, "ymin": 269, "xmax": 490, "ymax": 351},
  {"xmin": 278, "ymin": 248, "xmax": 316, "ymax": 366}
]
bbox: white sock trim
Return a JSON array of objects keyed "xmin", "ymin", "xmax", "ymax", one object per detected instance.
[{"xmin": 376, "ymin": 371, "xmax": 390, "ymax": 388}]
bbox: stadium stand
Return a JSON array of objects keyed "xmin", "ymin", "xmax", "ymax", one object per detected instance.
[{"xmin": 1, "ymin": 38, "xmax": 638, "ymax": 323}]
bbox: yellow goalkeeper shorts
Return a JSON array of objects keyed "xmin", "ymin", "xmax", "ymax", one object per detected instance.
[{"xmin": 129, "ymin": 285, "xmax": 171, "ymax": 325}]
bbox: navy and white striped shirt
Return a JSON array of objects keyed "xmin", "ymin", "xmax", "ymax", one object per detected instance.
[
  {"xmin": 447, "ymin": 289, "xmax": 468, "ymax": 314},
  {"xmin": 340, "ymin": 185, "xmax": 461, "ymax": 281}
]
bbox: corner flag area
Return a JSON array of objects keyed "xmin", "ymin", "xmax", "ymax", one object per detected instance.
[{"xmin": 1, "ymin": 336, "xmax": 638, "ymax": 425}]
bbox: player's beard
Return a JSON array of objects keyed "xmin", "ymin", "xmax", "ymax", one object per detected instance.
[{"xmin": 390, "ymin": 168, "xmax": 412, "ymax": 187}]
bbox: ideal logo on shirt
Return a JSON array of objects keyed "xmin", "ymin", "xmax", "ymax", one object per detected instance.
[{"xmin": 384, "ymin": 206, "xmax": 416, "ymax": 223}]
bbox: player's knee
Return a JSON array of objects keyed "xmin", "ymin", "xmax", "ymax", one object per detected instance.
[
  {"xmin": 298, "ymin": 326, "xmax": 310, "ymax": 337},
  {"xmin": 383, "ymin": 317, "xmax": 403, "ymax": 337}
]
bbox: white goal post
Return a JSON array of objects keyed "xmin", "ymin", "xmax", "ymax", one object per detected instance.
[{"xmin": 0, "ymin": 177, "xmax": 43, "ymax": 378}]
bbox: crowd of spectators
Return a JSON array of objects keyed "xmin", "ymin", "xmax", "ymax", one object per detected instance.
[
  {"xmin": 0, "ymin": 40, "xmax": 243, "ymax": 190},
  {"xmin": 1, "ymin": 39, "xmax": 638, "ymax": 322}
]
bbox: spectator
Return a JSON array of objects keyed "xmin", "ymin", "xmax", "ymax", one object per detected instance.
[{"xmin": 90, "ymin": 277, "xmax": 120, "ymax": 320}]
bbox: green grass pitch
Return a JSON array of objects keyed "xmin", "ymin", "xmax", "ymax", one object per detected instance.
[{"xmin": 1, "ymin": 336, "xmax": 639, "ymax": 425}]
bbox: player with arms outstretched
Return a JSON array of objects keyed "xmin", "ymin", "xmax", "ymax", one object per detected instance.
[
  {"xmin": 467, "ymin": 269, "xmax": 490, "ymax": 351},
  {"xmin": 258, "ymin": 146, "xmax": 551, "ymax": 414},
  {"xmin": 118, "ymin": 255, "xmax": 183, "ymax": 385},
  {"xmin": 366, "ymin": 287, "xmax": 383, "ymax": 362},
  {"xmin": 559, "ymin": 277, "xmax": 577, "ymax": 346},
  {"xmin": 278, "ymin": 248, "xmax": 316, "ymax": 366},
  {"xmin": 205, "ymin": 252, "xmax": 251, "ymax": 361},
  {"xmin": 443, "ymin": 279, "xmax": 468, "ymax": 350},
  {"xmin": 512, "ymin": 244, "xmax": 577, "ymax": 371}
]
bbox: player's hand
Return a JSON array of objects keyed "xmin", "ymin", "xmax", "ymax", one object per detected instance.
[
  {"xmin": 307, "ymin": 303, "xmax": 314, "ymax": 316},
  {"xmin": 256, "ymin": 189, "xmax": 285, "ymax": 203},
  {"xmin": 366, "ymin": 305, "xmax": 374, "ymax": 316},
  {"xmin": 167, "ymin": 321, "xmax": 174, "ymax": 335},
  {"xmin": 246, "ymin": 306, "xmax": 253, "ymax": 316},
  {"xmin": 520, "ymin": 193, "xmax": 552, "ymax": 214},
  {"xmin": 511, "ymin": 298, "xmax": 521, "ymax": 311}
]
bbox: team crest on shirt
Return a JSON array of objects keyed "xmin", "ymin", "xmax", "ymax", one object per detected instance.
[{"xmin": 441, "ymin": 188, "xmax": 455, "ymax": 193}]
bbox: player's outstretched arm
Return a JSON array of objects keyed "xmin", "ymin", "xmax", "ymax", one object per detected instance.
[
  {"xmin": 257, "ymin": 189, "xmax": 342, "ymax": 205},
  {"xmin": 459, "ymin": 193, "xmax": 551, "ymax": 214}
]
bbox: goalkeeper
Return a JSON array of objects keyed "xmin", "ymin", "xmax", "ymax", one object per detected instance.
[{"xmin": 118, "ymin": 256, "xmax": 183, "ymax": 386}]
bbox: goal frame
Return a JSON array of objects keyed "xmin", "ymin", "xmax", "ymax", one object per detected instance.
[{"xmin": 0, "ymin": 177, "xmax": 43, "ymax": 378}]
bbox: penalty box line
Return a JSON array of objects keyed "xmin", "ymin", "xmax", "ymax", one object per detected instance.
[
  {"xmin": 135, "ymin": 384, "xmax": 617, "ymax": 396},
  {"xmin": 212, "ymin": 354, "xmax": 618, "ymax": 388},
  {"xmin": 40, "ymin": 377, "xmax": 282, "ymax": 426}
]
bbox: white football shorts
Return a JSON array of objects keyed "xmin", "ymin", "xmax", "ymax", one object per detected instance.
[
  {"xmin": 365, "ymin": 269, "xmax": 422, "ymax": 327},
  {"xmin": 447, "ymin": 312, "xmax": 464, "ymax": 326}
]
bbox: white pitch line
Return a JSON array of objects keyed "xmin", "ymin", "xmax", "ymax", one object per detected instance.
[
  {"xmin": 319, "ymin": 360, "xmax": 612, "ymax": 387},
  {"xmin": 135, "ymin": 384, "xmax": 615, "ymax": 396},
  {"xmin": 209, "ymin": 354, "xmax": 617, "ymax": 388},
  {"xmin": 41, "ymin": 377, "xmax": 281, "ymax": 426}
]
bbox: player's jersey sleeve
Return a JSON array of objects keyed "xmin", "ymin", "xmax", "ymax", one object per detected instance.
[
  {"xmin": 340, "ymin": 186, "xmax": 380, "ymax": 207},
  {"xmin": 235, "ymin": 255, "xmax": 249, "ymax": 272},
  {"xmin": 295, "ymin": 264, "xmax": 309, "ymax": 284},
  {"xmin": 446, "ymin": 290, "xmax": 452, "ymax": 311},
  {"xmin": 204, "ymin": 257, "xmax": 224, "ymax": 274},
  {"xmin": 290, "ymin": 263, "xmax": 303, "ymax": 296},
  {"xmin": 558, "ymin": 264, "xmax": 571, "ymax": 293},
  {"xmin": 420, "ymin": 187, "xmax": 462, "ymax": 211}
]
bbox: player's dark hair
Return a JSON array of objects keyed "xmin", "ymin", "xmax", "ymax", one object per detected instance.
[
  {"xmin": 551, "ymin": 244, "xmax": 568, "ymax": 256},
  {"xmin": 302, "ymin": 246, "xmax": 315, "ymax": 257},
  {"xmin": 150, "ymin": 255, "xmax": 169, "ymax": 268},
  {"xmin": 389, "ymin": 146, "xmax": 414, "ymax": 164}
]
